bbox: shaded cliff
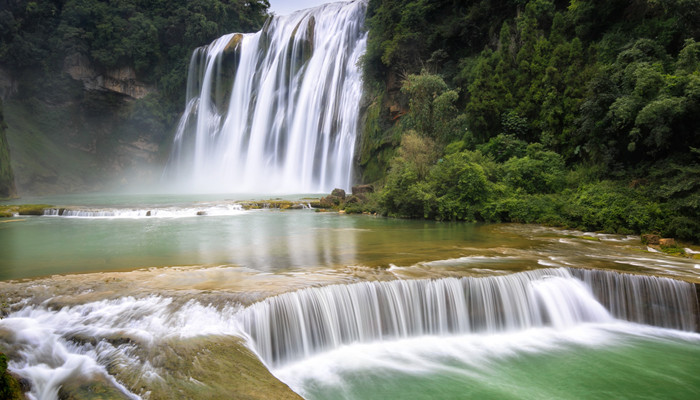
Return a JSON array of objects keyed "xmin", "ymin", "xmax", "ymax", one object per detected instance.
[
  {"xmin": 0, "ymin": 0, "xmax": 270, "ymax": 195},
  {"xmin": 0, "ymin": 99, "xmax": 16, "ymax": 199}
]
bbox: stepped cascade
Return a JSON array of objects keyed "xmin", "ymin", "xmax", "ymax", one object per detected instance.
[
  {"xmin": 165, "ymin": 0, "xmax": 368, "ymax": 193},
  {"xmin": 238, "ymin": 268, "xmax": 699, "ymax": 366}
]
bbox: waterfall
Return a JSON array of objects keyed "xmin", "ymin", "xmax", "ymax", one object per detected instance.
[
  {"xmin": 165, "ymin": 0, "xmax": 368, "ymax": 193},
  {"xmin": 238, "ymin": 268, "xmax": 699, "ymax": 366}
]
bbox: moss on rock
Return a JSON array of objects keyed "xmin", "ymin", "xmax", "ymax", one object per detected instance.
[
  {"xmin": 0, "ymin": 204, "xmax": 53, "ymax": 217},
  {"xmin": 0, "ymin": 353, "xmax": 24, "ymax": 400}
]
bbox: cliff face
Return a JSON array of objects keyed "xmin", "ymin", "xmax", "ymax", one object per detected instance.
[
  {"xmin": 0, "ymin": 100, "xmax": 17, "ymax": 199},
  {"xmin": 63, "ymin": 53, "xmax": 154, "ymax": 99},
  {"xmin": 0, "ymin": 0, "xmax": 270, "ymax": 196},
  {"xmin": 1, "ymin": 60, "xmax": 165, "ymax": 196}
]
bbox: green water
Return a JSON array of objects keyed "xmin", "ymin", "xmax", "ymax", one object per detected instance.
[
  {"xmin": 0, "ymin": 194, "xmax": 527, "ymax": 280},
  {"xmin": 1, "ymin": 194, "xmax": 699, "ymax": 400},
  {"xmin": 284, "ymin": 328, "xmax": 700, "ymax": 400}
]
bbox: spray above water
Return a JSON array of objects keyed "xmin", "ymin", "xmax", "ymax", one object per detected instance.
[{"xmin": 165, "ymin": 1, "xmax": 368, "ymax": 193}]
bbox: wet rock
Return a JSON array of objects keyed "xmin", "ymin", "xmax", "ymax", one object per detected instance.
[
  {"xmin": 320, "ymin": 195, "xmax": 341, "ymax": 208},
  {"xmin": 289, "ymin": 204, "xmax": 304, "ymax": 210},
  {"xmin": 224, "ymin": 33, "xmax": 245, "ymax": 55},
  {"xmin": 196, "ymin": 211, "xmax": 207, "ymax": 216},
  {"xmin": 58, "ymin": 374, "xmax": 131, "ymax": 400},
  {"xmin": 331, "ymin": 188, "xmax": 346, "ymax": 199},
  {"xmin": 641, "ymin": 234, "xmax": 660, "ymax": 245},
  {"xmin": 659, "ymin": 238, "xmax": 677, "ymax": 247},
  {"xmin": 345, "ymin": 195, "xmax": 361, "ymax": 204},
  {"xmin": 0, "ymin": 353, "xmax": 24, "ymax": 400},
  {"xmin": 351, "ymin": 184, "xmax": 374, "ymax": 195}
]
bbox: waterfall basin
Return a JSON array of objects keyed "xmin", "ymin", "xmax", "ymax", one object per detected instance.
[{"xmin": 1, "ymin": 193, "xmax": 700, "ymax": 399}]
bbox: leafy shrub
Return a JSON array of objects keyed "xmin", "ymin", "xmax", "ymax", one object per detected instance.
[
  {"xmin": 503, "ymin": 143, "xmax": 566, "ymax": 193},
  {"xmin": 430, "ymin": 151, "xmax": 490, "ymax": 221},
  {"xmin": 563, "ymin": 181, "xmax": 663, "ymax": 234},
  {"xmin": 477, "ymin": 133, "xmax": 527, "ymax": 163}
]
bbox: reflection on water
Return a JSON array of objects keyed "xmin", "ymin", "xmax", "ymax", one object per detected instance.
[
  {"xmin": 1, "ymin": 194, "xmax": 700, "ymax": 400},
  {"xmin": 0, "ymin": 205, "xmax": 514, "ymax": 280},
  {"xmin": 1, "ymin": 200, "xmax": 700, "ymax": 283}
]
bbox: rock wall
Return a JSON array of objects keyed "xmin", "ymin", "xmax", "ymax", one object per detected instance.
[
  {"xmin": 63, "ymin": 53, "xmax": 154, "ymax": 99},
  {"xmin": 0, "ymin": 100, "xmax": 16, "ymax": 199},
  {"xmin": 1, "ymin": 54, "xmax": 166, "ymax": 196}
]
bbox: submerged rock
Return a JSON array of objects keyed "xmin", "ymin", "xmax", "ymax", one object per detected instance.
[{"xmin": 58, "ymin": 375, "xmax": 131, "ymax": 400}]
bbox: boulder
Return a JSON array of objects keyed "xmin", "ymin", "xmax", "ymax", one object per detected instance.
[
  {"xmin": 319, "ymin": 195, "xmax": 340, "ymax": 208},
  {"xmin": 345, "ymin": 195, "xmax": 361, "ymax": 205},
  {"xmin": 659, "ymin": 238, "xmax": 677, "ymax": 247},
  {"xmin": 351, "ymin": 184, "xmax": 374, "ymax": 195},
  {"xmin": 331, "ymin": 188, "xmax": 346, "ymax": 199},
  {"xmin": 641, "ymin": 234, "xmax": 660, "ymax": 245}
]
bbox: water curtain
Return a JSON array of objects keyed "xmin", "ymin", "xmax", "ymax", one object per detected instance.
[
  {"xmin": 238, "ymin": 268, "xmax": 699, "ymax": 366},
  {"xmin": 166, "ymin": 1, "xmax": 368, "ymax": 193}
]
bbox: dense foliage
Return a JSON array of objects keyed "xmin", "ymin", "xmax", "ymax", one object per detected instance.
[
  {"xmin": 360, "ymin": 0, "xmax": 700, "ymax": 242},
  {"xmin": 0, "ymin": 0, "xmax": 268, "ymax": 94}
]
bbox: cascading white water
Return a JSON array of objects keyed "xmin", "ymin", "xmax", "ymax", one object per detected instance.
[
  {"xmin": 42, "ymin": 203, "xmax": 245, "ymax": 218},
  {"xmin": 1, "ymin": 268, "xmax": 697, "ymax": 398},
  {"xmin": 165, "ymin": 0, "xmax": 368, "ymax": 193},
  {"xmin": 570, "ymin": 268, "xmax": 699, "ymax": 330},
  {"xmin": 238, "ymin": 268, "xmax": 699, "ymax": 366}
]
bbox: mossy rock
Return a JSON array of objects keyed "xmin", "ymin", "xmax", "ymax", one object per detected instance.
[
  {"xmin": 0, "ymin": 353, "xmax": 24, "ymax": 400},
  {"xmin": 660, "ymin": 246, "xmax": 686, "ymax": 256},
  {"xmin": 237, "ymin": 200, "xmax": 307, "ymax": 210},
  {"xmin": 17, "ymin": 204, "xmax": 52, "ymax": 215},
  {"xmin": 58, "ymin": 375, "xmax": 131, "ymax": 400},
  {"xmin": 105, "ymin": 336, "xmax": 302, "ymax": 399},
  {"xmin": 0, "ymin": 204, "xmax": 54, "ymax": 217},
  {"xmin": 330, "ymin": 188, "xmax": 346, "ymax": 199}
]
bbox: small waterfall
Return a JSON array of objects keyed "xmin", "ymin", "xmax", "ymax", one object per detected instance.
[
  {"xmin": 238, "ymin": 268, "xmax": 699, "ymax": 366},
  {"xmin": 42, "ymin": 204, "xmax": 245, "ymax": 218},
  {"xmin": 570, "ymin": 268, "xmax": 699, "ymax": 330},
  {"xmin": 165, "ymin": 0, "xmax": 368, "ymax": 193}
]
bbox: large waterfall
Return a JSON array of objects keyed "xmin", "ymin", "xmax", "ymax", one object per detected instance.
[
  {"xmin": 239, "ymin": 268, "xmax": 699, "ymax": 366},
  {"xmin": 165, "ymin": 1, "xmax": 367, "ymax": 193}
]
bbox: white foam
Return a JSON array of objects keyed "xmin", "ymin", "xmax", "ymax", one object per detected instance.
[
  {"xmin": 0, "ymin": 296, "xmax": 244, "ymax": 399},
  {"xmin": 43, "ymin": 204, "xmax": 246, "ymax": 219}
]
